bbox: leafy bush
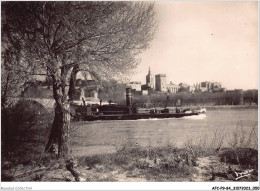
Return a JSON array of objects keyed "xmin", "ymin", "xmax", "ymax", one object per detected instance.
[
  {"xmin": 1, "ymin": 99, "xmax": 53, "ymax": 166},
  {"xmin": 219, "ymin": 148, "xmax": 258, "ymax": 168}
]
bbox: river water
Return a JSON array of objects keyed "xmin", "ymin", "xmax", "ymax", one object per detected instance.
[{"xmin": 71, "ymin": 108, "xmax": 258, "ymax": 156}]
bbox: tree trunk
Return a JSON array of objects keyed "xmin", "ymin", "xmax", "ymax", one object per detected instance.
[
  {"xmin": 57, "ymin": 102, "xmax": 70, "ymax": 158},
  {"xmin": 45, "ymin": 61, "xmax": 78, "ymax": 158},
  {"xmin": 45, "ymin": 101, "xmax": 71, "ymax": 158},
  {"xmin": 45, "ymin": 73, "xmax": 71, "ymax": 158}
]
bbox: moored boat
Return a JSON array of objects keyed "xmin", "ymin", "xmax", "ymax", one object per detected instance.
[{"xmin": 74, "ymin": 88, "xmax": 206, "ymax": 121}]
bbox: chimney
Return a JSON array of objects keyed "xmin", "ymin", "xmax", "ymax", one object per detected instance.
[{"xmin": 126, "ymin": 88, "xmax": 132, "ymax": 107}]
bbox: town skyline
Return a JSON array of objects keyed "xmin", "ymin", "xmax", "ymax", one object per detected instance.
[
  {"xmin": 128, "ymin": 66, "xmax": 255, "ymax": 92},
  {"xmin": 130, "ymin": 1, "xmax": 258, "ymax": 90},
  {"xmin": 127, "ymin": 67, "xmax": 225, "ymax": 94}
]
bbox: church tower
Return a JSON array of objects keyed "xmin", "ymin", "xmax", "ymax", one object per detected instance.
[{"xmin": 146, "ymin": 67, "xmax": 155, "ymax": 89}]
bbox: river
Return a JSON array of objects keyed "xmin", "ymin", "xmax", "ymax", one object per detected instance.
[{"xmin": 71, "ymin": 108, "xmax": 258, "ymax": 156}]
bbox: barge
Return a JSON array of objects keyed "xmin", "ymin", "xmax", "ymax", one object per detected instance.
[
  {"xmin": 74, "ymin": 88, "xmax": 205, "ymax": 121},
  {"xmin": 76, "ymin": 112, "xmax": 200, "ymax": 121}
]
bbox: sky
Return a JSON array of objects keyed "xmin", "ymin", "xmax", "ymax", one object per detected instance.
[{"xmin": 131, "ymin": 1, "xmax": 258, "ymax": 90}]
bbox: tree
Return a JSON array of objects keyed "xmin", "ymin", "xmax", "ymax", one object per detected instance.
[
  {"xmin": 1, "ymin": 34, "xmax": 33, "ymax": 152},
  {"xmin": 2, "ymin": 2, "xmax": 156, "ymax": 158}
]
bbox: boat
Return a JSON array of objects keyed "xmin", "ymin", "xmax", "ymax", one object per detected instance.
[
  {"xmin": 79, "ymin": 112, "xmax": 200, "ymax": 121},
  {"xmin": 74, "ymin": 88, "xmax": 206, "ymax": 121}
]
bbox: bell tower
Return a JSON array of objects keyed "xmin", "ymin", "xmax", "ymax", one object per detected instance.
[{"xmin": 146, "ymin": 66, "xmax": 155, "ymax": 89}]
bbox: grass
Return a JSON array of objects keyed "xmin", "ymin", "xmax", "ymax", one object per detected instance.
[
  {"xmin": 77, "ymin": 140, "xmax": 197, "ymax": 181},
  {"xmin": 75, "ymin": 129, "xmax": 258, "ymax": 182},
  {"xmin": 2, "ymin": 135, "xmax": 258, "ymax": 181}
]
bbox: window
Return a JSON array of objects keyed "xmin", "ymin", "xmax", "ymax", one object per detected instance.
[{"xmin": 201, "ymin": 82, "xmax": 207, "ymax": 87}]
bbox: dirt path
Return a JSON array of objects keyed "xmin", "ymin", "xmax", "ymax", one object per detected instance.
[{"xmin": 191, "ymin": 155, "xmax": 228, "ymax": 182}]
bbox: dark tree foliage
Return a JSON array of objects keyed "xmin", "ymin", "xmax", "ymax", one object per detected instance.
[{"xmin": 2, "ymin": 1, "xmax": 156, "ymax": 158}]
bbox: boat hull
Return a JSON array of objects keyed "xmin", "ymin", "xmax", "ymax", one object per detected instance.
[{"xmin": 83, "ymin": 112, "xmax": 200, "ymax": 121}]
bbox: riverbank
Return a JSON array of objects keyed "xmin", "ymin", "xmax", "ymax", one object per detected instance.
[
  {"xmin": 2, "ymin": 120, "xmax": 258, "ymax": 182},
  {"xmin": 204, "ymin": 105, "xmax": 258, "ymax": 110},
  {"xmin": 2, "ymin": 145, "xmax": 258, "ymax": 182}
]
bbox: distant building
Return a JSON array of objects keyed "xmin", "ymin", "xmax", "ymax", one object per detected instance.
[
  {"xmin": 126, "ymin": 81, "xmax": 141, "ymax": 91},
  {"xmin": 200, "ymin": 81, "xmax": 211, "ymax": 92},
  {"xmin": 146, "ymin": 67, "xmax": 155, "ymax": 89},
  {"xmin": 211, "ymin": 82, "xmax": 224, "ymax": 92},
  {"xmin": 212, "ymin": 82, "xmax": 222, "ymax": 89},
  {"xmin": 141, "ymin": 84, "xmax": 151, "ymax": 91},
  {"xmin": 188, "ymin": 85, "xmax": 196, "ymax": 93},
  {"xmin": 127, "ymin": 67, "xmax": 226, "ymax": 95},
  {"xmin": 155, "ymin": 74, "xmax": 167, "ymax": 92},
  {"xmin": 198, "ymin": 81, "xmax": 224, "ymax": 92},
  {"xmin": 166, "ymin": 82, "xmax": 179, "ymax": 93},
  {"xmin": 75, "ymin": 79, "xmax": 101, "ymax": 96},
  {"xmin": 178, "ymin": 83, "xmax": 190, "ymax": 92},
  {"xmin": 73, "ymin": 78, "xmax": 101, "ymax": 105}
]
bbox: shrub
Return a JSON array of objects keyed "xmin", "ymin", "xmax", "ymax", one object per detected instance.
[
  {"xmin": 219, "ymin": 148, "xmax": 258, "ymax": 168},
  {"xmin": 1, "ymin": 99, "xmax": 53, "ymax": 166}
]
